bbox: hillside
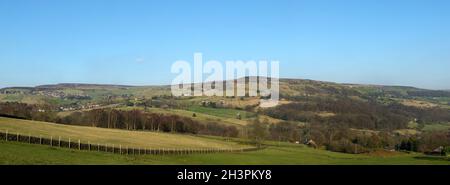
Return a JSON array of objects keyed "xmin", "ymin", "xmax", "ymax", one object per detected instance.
[
  {"xmin": 0, "ymin": 117, "xmax": 248, "ymax": 150},
  {"xmin": 2, "ymin": 78, "xmax": 449, "ymax": 109},
  {"xmin": 1, "ymin": 77, "xmax": 449, "ymax": 155}
]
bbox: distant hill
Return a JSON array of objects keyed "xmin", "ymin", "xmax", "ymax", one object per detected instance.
[
  {"xmin": 1, "ymin": 78, "xmax": 449, "ymax": 108},
  {"xmin": 35, "ymin": 83, "xmax": 136, "ymax": 89}
]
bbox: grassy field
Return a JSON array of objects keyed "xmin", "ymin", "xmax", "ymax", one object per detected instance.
[
  {"xmin": 422, "ymin": 122, "xmax": 450, "ymax": 132},
  {"xmin": 120, "ymin": 106, "xmax": 287, "ymax": 126},
  {"xmin": 119, "ymin": 107, "xmax": 250, "ymax": 126},
  {"xmin": 186, "ymin": 106, "xmax": 255, "ymax": 119},
  {"xmin": 0, "ymin": 140, "xmax": 448, "ymax": 165},
  {"xmin": 0, "ymin": 117, "xmax": 249, "ymax": 150}
]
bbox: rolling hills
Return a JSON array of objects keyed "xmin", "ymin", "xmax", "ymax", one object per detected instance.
[{"xmin": 0, "ymin": 77, "xmax": 449, "ymax": 161}]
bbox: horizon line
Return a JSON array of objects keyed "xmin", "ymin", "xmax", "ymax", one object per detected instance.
[{"xmin": 1, "ymin": 77, "xmax": 448, "ymax": 91}]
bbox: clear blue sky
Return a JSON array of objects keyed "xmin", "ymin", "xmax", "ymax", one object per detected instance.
[{"xmin": 1, "ymin": 0, "xmax": 449, "ymax": 89}]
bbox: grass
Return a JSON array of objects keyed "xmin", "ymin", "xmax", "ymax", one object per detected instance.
[
  {"xmin": 186, "ymin": 106, "xmax": 256, "ymax": 119},
  {"xmin": 0, "ymin": 117, "xmax": 249, "ymax": 150},
  {"xmin": 0, "ymin": 140, "xmax": 448, "ymax": 165},
  {"xmin": 422, "ymin": 122, "xmax": 450, "ymax": 132},
  {"xmin": 119, "ymin": 106, "xmax": 249, "ymax": 126}
]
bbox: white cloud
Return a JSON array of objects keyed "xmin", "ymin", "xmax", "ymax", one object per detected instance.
[{"xmin": 135, "ymin": 57, "xmax": 145, "ymax": 64}]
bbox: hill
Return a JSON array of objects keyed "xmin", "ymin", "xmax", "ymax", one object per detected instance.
[
  {"xmin": 0, "ymin": 117, "xmax": 248, "ymax": 150},
  {"xmin": 2, "ymin": 78, "xmax": 450, "ymax": 108},
  {"xmin": 1, "ymin": 77, "xmax": 449, "ymax": 155}
]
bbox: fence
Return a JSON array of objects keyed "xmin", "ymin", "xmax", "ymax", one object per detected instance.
[{"xmin": 0, "ymin": 130, "xmax": 260, "ymax": 155}]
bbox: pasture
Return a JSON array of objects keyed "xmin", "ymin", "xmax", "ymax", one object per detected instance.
[
  {"xmin": 0, "ymin": 140, "xmax": 448, "ymax": 165},
  {"xmin": 0, "ymin": 117, "xmax": 248, "ymax": 150}
]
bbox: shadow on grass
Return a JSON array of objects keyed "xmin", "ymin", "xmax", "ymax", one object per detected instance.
[{"xmin": 413, "ymin": 156, "xmax": 450, "ymax": 162}]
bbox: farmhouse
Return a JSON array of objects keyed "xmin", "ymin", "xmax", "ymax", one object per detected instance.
[
  {"xmin": 305, "ymin": 139, "xmax": 318, "ymax": 149},
  {"xmin": 425, "ymin": 146, "xmax": 446, "ymax": 156}
]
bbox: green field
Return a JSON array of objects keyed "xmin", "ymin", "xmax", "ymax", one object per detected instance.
[
  {"xmin": 422, "ymin": 122, "xmax": 450, "ymax": 132},
  {"xmin": 1, "ymin": 141, "xmax": 448, "ymax": 165},
  {"xmin": 186, "ymin": 106, "xmax": 256, "ymax": 120},
  {"xmin": 119, "ymin": 107, "xmax": 249, "ymax": 126},
  {"xmin": 119, "ymin": 106, "xmax": 283, "ymax": 127},
  {"xmin": 0, "ymin": 117, "xmax": 249, "ymax": 150}
]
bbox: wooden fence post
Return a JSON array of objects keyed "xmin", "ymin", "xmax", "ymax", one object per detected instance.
[
  {"xmin": 78, "ymin": 139, "xmax": 81, "ymax": 150},
  {"xmin": 5, "ymin": 130, "xmax": 8, "ymax": 141},
  {"xmin": 16, "ymin": 132, "xmax": 19, "ymax": 142},
  {"xmin": 28, "ymin": 133, "xmax": 31, "ymax": 144},
  {"xmin": 88, "ymin": 141, "xmax": 91, "ymax": 151},
  {"xmin": 112, "ymin": 144, "xmax": 115, "ymax": 153},
  {"xmin": 50, "ymin": 136, "xmax": 53, "ymax": 146},
  {"xmin": 40, "ymin": 135, "xmax": 42, "ymax": 144},
  {"xmin": 119, "ymin": 145, "xmax": 122, "ymax": 154},
  {"xmin": 105, "ymin": 144, "xmax": 108, "ymax": 152},
  {"xmin": 58, "ymin": 136, "xmax": 61, "ymax": 147},
  {"xmin": 97, "ymin": 143, "xmax": 100, "ymax": 152},
  {"xmin": 69, "ymin": 138, "xmax": 71, "ymax": 148}
]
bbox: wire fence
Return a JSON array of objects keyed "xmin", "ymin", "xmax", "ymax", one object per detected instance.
[{"xmin": 0, "ymin": 130, "xmax": 260, "ymax": 155}]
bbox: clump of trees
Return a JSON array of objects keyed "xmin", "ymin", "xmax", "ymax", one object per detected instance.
[
  {"xmin": 247, "ymin": 119, "xmax": 269, "ymax": 147},
  {"xmin": 58, "ymin": 109, "xmax": 239, "ymax": 137},
  {"xmin": 397, "ymin": 130, "xmax": 450, "ymax": 154},
  {"xmin": 388, "ymin": 103, "xmax": 450, "ymax": 123},
  {"xmin": 247, "ymin": 118, "xmax": 449, "ymax": 154},
  {"xmin": 0, "ymin": 102, "xmax": 56, "ymax": 122},
  {"xmin": 263, "ymin": 96, "xmax": 450, "ymax": 131},
  {"xmin": 407, "ymin": 90, "xmax": 450, "ymax": 97},
  {"xmin": 268, "ymin": 121, "xmax": 301, "ymax": 142}
]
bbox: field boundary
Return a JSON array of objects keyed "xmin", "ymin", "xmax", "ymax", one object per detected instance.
[{"xmin": 0, "ymin": 131, "xmax": 260, "ymax": 155}]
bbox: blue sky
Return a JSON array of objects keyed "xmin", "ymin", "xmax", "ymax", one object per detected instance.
[{"xmin": 0, "ymin": 0, "xmax": 449, "ymax": 89}]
